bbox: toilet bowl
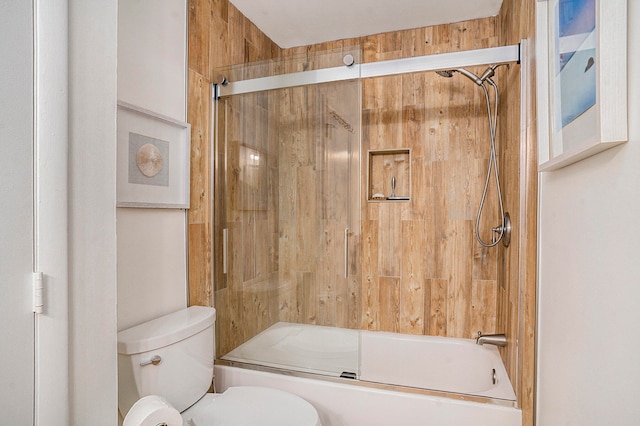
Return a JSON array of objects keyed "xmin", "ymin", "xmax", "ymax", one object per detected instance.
[
  {"xmin": 181, "ymin": 386, "xmax": 321, "ymax": 426},
  {"xmin": 124, "ymin": 387, "xmax": 320, "ymax": 426},
  {"xmin": 117, "ymin": 306, "xmax": 321, "ymax": 425}
]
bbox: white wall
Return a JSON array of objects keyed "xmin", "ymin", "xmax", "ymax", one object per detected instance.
[
  {"xmin": 34, "ymin": 1, "xmax": 72, "ymax": 422},
  {"xmin": 1, "ymin": 1, "xmax": 36, "ymax": 423},
  {"xmin": 68, "ymin": 0, "xmax": 118, "ymax": 424},
  {"xmin": 536, "ymin": 3, "xmax": 640, "ymax": 424},
  {"xmin": 116, "ymin": 0, "xmax": 189, "ymax": 330},
  {"xmin": 117, "ymin": 0, "xmax": 187, "ymax": 121},
  {"xmin": 117, "ymin": 209, "xmax": 188, "ymax": 330}
]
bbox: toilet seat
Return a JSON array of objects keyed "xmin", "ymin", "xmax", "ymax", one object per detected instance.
[{"xmin": 182, "ymin": 386, "xmax": 322, "ymax": 426}]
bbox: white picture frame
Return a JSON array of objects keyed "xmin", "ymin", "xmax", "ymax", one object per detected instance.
[
  {"xmin": 536, "ymin": 0, "xmax": 627, "ymax": 171},
  {"xmin": 117, "ymin": 101, "xmax": 190, "ymax": 208}
]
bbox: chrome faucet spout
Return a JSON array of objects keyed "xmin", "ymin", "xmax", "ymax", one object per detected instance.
[{"xmin": 476, "ymin": 331, "xmax": 507, "ymax": 347}]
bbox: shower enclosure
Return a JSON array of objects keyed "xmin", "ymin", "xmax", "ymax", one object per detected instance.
[{"xmin": 212, "ymin": 44, "xmax": 522, "ymax": 385}]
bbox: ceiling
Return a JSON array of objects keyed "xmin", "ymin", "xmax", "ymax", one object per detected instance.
[{"xmin": 229, "ymin": 0, "xmax": 504, "ymax": 49}]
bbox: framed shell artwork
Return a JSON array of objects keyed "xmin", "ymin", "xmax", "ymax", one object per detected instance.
[{"xmin": 116, "ymin": 101, "xmax": 190, "ymax": 208}]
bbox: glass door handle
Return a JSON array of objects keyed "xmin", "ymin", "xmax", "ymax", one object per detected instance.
[
  {"xmin": 344, "ymin": 228, "xmax": 353, "ymax": 278},
  {"xmin": 222, "ymin": 228, "xmax": 228, "ymax": 274}
]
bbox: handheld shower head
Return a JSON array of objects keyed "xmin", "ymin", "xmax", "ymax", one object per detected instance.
[
  {"xmin": 435, "ymin": 68, "xmax": 483, "ymax": 85},
  {"xmin": 435, "ymin": 64, "xmax": 506, "ymax": 86},
  {"xmin": 435, "ymin": 70, "xmax": 456, "ymax": 78}
]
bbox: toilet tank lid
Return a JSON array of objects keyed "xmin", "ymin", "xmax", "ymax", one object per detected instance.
[{"xmin": 117, "ymin": 306, "xmax": 215, "ymax": 355}]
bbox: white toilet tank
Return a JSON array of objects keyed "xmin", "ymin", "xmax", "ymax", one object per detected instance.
[{"xmin": 117, "ymin": 306, "xmax": 216, "ymax": 418}]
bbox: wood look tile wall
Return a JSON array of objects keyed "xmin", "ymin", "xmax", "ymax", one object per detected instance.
[
  {"xmin": 188, "ymin": 2, "xmax": 538, "ymax": 424},
  {"xmin": 347, "ymin": 19, "xmax": 501, "ymax": 340},
  {"xmin": 187, "ymin": 0, "xmax": 281, "ymax": 356}
]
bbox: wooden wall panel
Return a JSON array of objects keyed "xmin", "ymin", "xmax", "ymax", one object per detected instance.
[
  {"xmin": 188, "ymin": 222, "xmax": 211, "ymax": 306},
  {"xmin": 187, "ymin": 70, "xmax": 211, "ymax": 225},
  {"xmin": 188, "ymin": 0, "xmax": 211, "ymax": 77},
  {"xmin": 378, "ymin": 277, "xmax": 400, "ymax": 332},
  {"xmin": 470, "ymin": 279, "xmax": 497, "ymax": 334},
  {"xmin": 400, "ymin": 220, "xmax": 426, "ymax": 335},
  {"xmin": 428, "ymin": 278, "xmax": 448, "ymax": 336},
  {"xmin": 361, "ymin": 219, "xmax": 379, "ymax": 330}
]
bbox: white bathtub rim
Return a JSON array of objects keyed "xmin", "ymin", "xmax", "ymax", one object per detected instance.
[
  {"xmin": 214, "ymin": 364, "xmax": 522, "ymax": 426},
  {"xmin": 216, "ymin": 359, "xmax": 518, "ymax": 408}
]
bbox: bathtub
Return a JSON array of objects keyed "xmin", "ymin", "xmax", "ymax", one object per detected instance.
[
  {"xmin": 223, "ymin": 322, "xmax": 515, "ymax": 400},
  {"xmin": 219, "ymin": 322, "xmax": 521, "ymax": 425}
]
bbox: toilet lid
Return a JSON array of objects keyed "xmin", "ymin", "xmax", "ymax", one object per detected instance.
[{"xmin": 182, "ymin": 386, "xmax": 321, "ymax": 426}]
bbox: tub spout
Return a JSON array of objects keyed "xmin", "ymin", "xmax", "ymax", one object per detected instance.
[{"xmin": 476, "ymin": 331, "xmax": 507, "ymax": 347}]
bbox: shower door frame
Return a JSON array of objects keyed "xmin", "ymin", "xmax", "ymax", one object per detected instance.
[
  {"xmin": 209, "ymin": 41, "xmax": 525, "ymax": 378},
  {"xmin": 214, "ymin": 44, "xmax": 520, "ymax": 99}
]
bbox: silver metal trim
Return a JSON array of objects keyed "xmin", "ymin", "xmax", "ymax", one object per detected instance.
[
  {"xmin": 216, "ymin": 44, "xmax": 520, "ymax": 98},
  {"xmin": 140, "ymin": 355, "xmax": 162, "ymax": 367},
  {"xmin": 343, "ymin": 54, "xmax": 355, "ymax": 67},
  {"xmin": 360, "ymin": 44, "xmax": 519, "ymax": 79},
  {"xmin": 219, "ymin": 65, "xmax": 360, "ymax": 97},
  {"xmin": 210, "ymin": 86, "xmax": 218, "ymax": 306},
  {"xmin": 222, "ymin": 228, "xmax": 228, "ymax": 275},
  {"xmin": 518, "ymin": 37, "xmax": 529, "ymax": 404},
  {"xmin": 502, "ymin": 212, "xmax": 512, "ymax": 248},
  {"xmin": 344, "ymin": 228, "xmax": 350, "ymax": 278}
]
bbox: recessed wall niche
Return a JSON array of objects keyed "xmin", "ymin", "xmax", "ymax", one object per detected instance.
[{"xmin": 367, "ymin": 149, "xmax": 411, "ymax": 202}]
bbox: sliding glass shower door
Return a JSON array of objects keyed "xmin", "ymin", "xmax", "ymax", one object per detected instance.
[{"xmin": 213, "ymin": 50, "xmax": 361, "ymax": 377}]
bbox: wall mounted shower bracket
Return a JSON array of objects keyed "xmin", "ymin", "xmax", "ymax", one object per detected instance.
[{"xmin": 492, "ymin": 212, "xmax": 511, "ymax": 248}]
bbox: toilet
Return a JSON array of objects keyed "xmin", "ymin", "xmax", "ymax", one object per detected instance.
[{"xmin": 117, "ymin": 306, "xmax": 322, "ymax": 426}]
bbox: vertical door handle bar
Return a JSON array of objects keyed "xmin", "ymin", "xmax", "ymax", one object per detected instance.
[
  {"xmin": 344, "ymin": 228, "xmax": 351, "ymax": 278},
  {"xmin": 222, "ymin": 228, "xmax": 228, "ymax": 274}
]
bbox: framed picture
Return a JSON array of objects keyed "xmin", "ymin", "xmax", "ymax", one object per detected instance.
[
  {"xmin": 117, "ymin": 101, "xmax": 191, "ymax": 208},
  {"xmin": 536, "ymin": 0, "xmax": 627, "ymax": 171}
]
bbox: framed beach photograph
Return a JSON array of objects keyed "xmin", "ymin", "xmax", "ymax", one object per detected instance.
[
  {"xmin": 536, "ymin": 0, "xmax": 627, "ymax": 171},
  {"xmin": 117, "ymin": 101, "xmax": 191, "ymax": 208}
]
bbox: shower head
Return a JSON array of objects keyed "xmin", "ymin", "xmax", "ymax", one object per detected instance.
[
  {"xmin": 435, "ymin": 70, "xmax": 455, "ymax": 78},
  {"xmin": 435, "ymin": 64, "xmax": 506, "ymax": 86},
  {"xmin": 435, "ymin": 68, "xmax": 483, "ymax": 85}
]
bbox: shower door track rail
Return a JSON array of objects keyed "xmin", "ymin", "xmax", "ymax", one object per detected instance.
[{"xmin": 214, "ymin": 44, "xmax": 520, "ymax": 99}]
